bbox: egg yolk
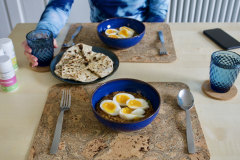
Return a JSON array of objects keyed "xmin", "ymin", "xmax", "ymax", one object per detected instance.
[
  {"xmin": 116, "ymin": 94, "xmax": 130, "ymax": 104},
  {"xmin": 128, "ymin": 99, "xmax": 142, "ymax": 107},
  {"xmin": 119, "ymin": 29, "xmax": 129, "ymax": 37},
  {"xmin": 102, "ymin": 102, "xmax": 117, "ymax": 113},
  {"xmin": 109, "ymin": 35, "xmax": 119, "ymax": 38},
  {"xmin": 122, "ymin": 27, "xmax": 131, "ymax": 31},
  {"xmin": 122, "ymin": 107, "xmax": 134, "ymax": 114},
  {"xmin": 106, "ymin": 29, "xmax": 116, "ymax": 34}
]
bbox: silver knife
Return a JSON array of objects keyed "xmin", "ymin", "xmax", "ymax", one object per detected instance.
[{"xmin": 62, "ymin": 26, "xmax": 82, "ymax": 47}]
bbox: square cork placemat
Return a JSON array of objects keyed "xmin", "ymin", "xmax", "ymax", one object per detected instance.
[
  {"xmin": 59, "ymin": 23, "xmax": 177, "ymax": 63},
  {"xmin": 29, "ymin": 82, "xmax": 209, "ymax": 160}
]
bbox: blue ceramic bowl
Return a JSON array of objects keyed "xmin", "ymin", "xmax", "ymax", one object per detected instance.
[
  {"xmin": 97, "ymin": 18, "xmax": 145, "ymax": 49},
  {"xmin": 91, "ymin": 78, "xmax": 161, "ymax": 132}
]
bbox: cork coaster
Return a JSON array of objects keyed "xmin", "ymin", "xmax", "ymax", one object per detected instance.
[
  {"xmin": 202, "ymin": 80, "xmax": 238, "ymax": 100},
  {"xmin": 29, "ymin": 82, "xmax": 210, "ymax": 160},
  {"xmin": 29, "ymin": 63, "xmax": 50, "ymax": 72},
  {"xmin": 60, "ymin": 23, "xmax": 177, "ymax": 63}
]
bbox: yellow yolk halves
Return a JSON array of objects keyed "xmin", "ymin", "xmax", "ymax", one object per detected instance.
[
  {"xmin": 108, "ymin": 35, "xmax": 121, "ymax": 38},
  {"xmin": 121, "ymin": 107, "xmax": 134, "ymax": 114},
  {"xmin": 113, "ymin": 93, "xmax": 135, "ymax": 106},
  {"xmin": 105, "ymin": 29, "xmax": 119, "ymax": 36},
  {"xmin": 119, "ymin": 107, "xmax": 145, "ymax": 120},
  {"xmin": 128, "ymin": 99, "xmax": 142, "ymax": 107},
  {"xmin": 100, "ymin": 100, "xmax": 121, "ymax": 116},
  {"xmin": 102, "ymin": 102, "xmax": 117, "ymax": 113},
  {"xmin": 126, "ymin": 98, "xmax": 150, "ymax": 110}
]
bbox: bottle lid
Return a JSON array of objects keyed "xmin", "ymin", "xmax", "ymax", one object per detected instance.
[
  {"xmin": 0, "ymin": 38, "xmax": 13, "ymax": 48},
  {"xmin": 0, "ymin": 55, "xmax": 11, "ymax": 67}
]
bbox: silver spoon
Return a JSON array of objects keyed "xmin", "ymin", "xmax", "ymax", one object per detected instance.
[
  {"xmin": 177, "ymin": 89, "xmax": 195, "ymax": 154},
  {"xmin": 62, "ymin": 26, "xmax": 82, "ymax": 48}
]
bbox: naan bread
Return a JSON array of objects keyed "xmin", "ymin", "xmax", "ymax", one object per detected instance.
[
  {"xmin": 55, "ymin": 43, "xmax": 92, "ymax": 70},
  {"xmin": 54, "ymin": 43, "xmax": 113, "ymax": 82},
  {"xmin": 54, "ymin": 69, "xmax": 62, "ymax": 77},
  {"xmin": 76, "ymin": 70, "xmax": 99, "ymax": 82},
  {"xmin": 88, "ymin": 54, "xmax": 114, "ymax": 78}
]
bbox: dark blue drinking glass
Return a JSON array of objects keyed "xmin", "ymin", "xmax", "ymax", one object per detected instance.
[
  {"xmin": 210, "ymin": 51, "xmax": 240, "ymax": 93},
  {"xmin": 26, "ymin": 29, "xmax": 54, "ymax": 66}
]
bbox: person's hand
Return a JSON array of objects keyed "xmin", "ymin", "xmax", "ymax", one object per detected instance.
[{"xmin": 22, "ymin": 39, "xmax": 58, "ymax": 67}]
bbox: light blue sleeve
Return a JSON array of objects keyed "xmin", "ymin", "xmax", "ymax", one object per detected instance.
[
  {"xmin": 36, "ymin": 0, "xmax": 74, "ymax": 38},
  {"xmin": 145, "ymin": 0, "xmax": 169, "ymax": 22}
]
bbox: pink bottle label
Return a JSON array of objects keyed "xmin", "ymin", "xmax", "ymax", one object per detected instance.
[{"xmin": 0, "ymin": 75, "xmax": 17, "ymax": 87}]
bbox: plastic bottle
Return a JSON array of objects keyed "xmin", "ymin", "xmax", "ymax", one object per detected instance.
[
  {"xmin": 0, "ymin": 55, "xmax": 18, "ymax": 92},
  {"xmin": 0, "ymin": 38, "xmax": 18, "ymax": 70}
]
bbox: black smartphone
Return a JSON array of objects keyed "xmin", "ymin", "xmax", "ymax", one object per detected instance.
[{"xmin": 203, "ymin": 28, "xmax": 240, "ymax": 50}]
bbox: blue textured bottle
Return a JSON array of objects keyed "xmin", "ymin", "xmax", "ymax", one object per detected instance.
[
  {"xmin": 210, "ymin": 51, "xmax": 240, "ymax": 93},
  {"xmin": 26, "ymin": 29, "xmax": 54, "ymax": 67}
]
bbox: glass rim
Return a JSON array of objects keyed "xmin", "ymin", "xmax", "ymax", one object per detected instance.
[
  {"xmin": 26, "ymin": 29, "xmax": 53, "ymax": 41},
  {"xmin": 211, "ymin": 50, "xmax": 240, "ymax": 69}
]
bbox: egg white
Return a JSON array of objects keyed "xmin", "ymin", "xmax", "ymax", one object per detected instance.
[
  {"xmin": 126, "ymin": 98, "xmax": 149, "ymax": 110},
  {"xmin": 105, "ymin": 29, "xmax": 119, "ymax": 36},
  {"xmin": 100, "ymin": 100, "xmax": 121, "ymax": 116},
  {"xmin": 113, "ymin": 93, "xmax": 135, "ymax": 106},
  {"xmin": 119, "ymin": 108, "xmax": 145, "ymax": 120}
]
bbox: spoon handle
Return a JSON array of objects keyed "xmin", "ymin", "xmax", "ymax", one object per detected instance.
[{"xmin": 186, "ymin": 110, "xmax": 195, "ymax": 154}]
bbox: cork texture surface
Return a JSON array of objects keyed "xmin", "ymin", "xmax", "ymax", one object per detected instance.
[
  {"xmin": 59, "ymin": 23, "xmax": 177, "ymax": 63},
  {"xmin": 202, "ymin": 80, "xmax": 238, "ymax": 100},
  {"xmin": 29, "ymin": 82, "xmax": 209, "ymax": 160}
]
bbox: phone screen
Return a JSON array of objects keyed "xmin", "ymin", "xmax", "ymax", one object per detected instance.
[{"xmin": 203, "ymin": 28, "xmax": 240, "ymax": 50}]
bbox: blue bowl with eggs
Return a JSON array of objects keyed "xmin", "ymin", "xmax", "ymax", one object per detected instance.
[
  {"xmin": 97, "ymin": 17, "xmax": 145, "ymax": 49},
  {"xmin": 91, "ymin": 78, "xmax": 161, "ymax": 132}
]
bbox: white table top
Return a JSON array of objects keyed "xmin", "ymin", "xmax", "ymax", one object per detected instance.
[{"xmin": 1, "ymin": 23, "xmax": 240, "ymax": 160}]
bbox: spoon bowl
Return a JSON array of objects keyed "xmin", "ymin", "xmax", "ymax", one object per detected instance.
[{"xmin": 177, "ymin": 89, "xmax": 194, "ymax": 110}]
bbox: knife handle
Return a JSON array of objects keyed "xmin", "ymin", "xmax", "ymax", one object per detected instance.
[
  {"xmin": 158, "ymin": 31, "xmax": 164, "ymax": 44},
  {"xmin": 50, "ymin": 110, "xmax": 64, "ymax": 154},
  {"xmin": 71, "ymin": 26, "xmax": 82, "ymax": 40}
]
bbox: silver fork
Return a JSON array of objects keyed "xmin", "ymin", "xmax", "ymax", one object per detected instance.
[
  {"xmin": 50, "ymin": 90, "xmax": 71, "ymax": 154},
  {"xmin": 158, "ymin": 31, "xmax": 167, "ymax": 54}
]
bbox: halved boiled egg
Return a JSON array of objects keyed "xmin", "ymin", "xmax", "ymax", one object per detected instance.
[
  {"xmin": 113, "ymin": 93, "xmax": 135, "ymax": 106},
  {"xmin": 105, "ymin": 29, "xmax": 119, "ymax": 36},
  {"xmin": 100, "ymin": 100, "xmax": 121, "ymax": 116},
  {"xmin": 108, "ymin": 35, "xmax": 122, "ymax": 38},
  {"xmin": 119, "ymin": 108, "xmax": 145, "ymax": 120},
  {"xmin": 126, "ymin": 98, "xmax": 149, "ymax": 110},
  {"xmin": 118, "ymin": 26, "xmax": 134, "ymax": 38},
  {"xmin": 120, "ymin": 26, "xmax": 135, "ymax": 33}
]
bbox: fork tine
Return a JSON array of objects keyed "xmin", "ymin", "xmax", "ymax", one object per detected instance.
[
  {"xmin": 65, "ymin": 90, "xmax": 68, "ymax": 108},
  {"xmin": 60, "ymin": 90, "xmax": 64, "ymax": 107},
  {"xmin": 68, "ymin": 90, "xmax": 71, "ymax": 108}
]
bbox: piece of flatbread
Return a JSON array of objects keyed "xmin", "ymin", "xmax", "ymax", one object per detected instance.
[
  {"xmin": 55, "ymin": 43, "xmax": 92, "ymax": 70},
  {"xmin": 88, "ymin": 54, "xmax": 114, "ymax": 78},
  {"xmin": 54, "ymin": 69, "xmax": 62, "ymax": 77},
  {"xmin": 76, "ymin": 70, "xmax": 99, "ymax": 82},
  {"xmin": 62, "ymin": 58, "xmax": 87, "ymax": 79}
]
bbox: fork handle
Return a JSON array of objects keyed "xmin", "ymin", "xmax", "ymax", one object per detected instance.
[
  {"xmin": 158, "ymin": 31, "xmax": 164, "ymax": 44},
  {"xmin": 50, "ymin": 110, "xmax": 64, "ymax": 154}
]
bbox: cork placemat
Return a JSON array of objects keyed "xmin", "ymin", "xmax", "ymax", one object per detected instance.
[
  {"xmin": 29, "ymin": 82, "xmax": 209, "ymax": 160},
  {"xmin": 59, "ymin": 23, "xmax": 177, "ymax": 63}
]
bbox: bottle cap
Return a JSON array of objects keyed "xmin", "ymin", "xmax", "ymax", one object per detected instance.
[{"xmin": 0, "ymin": 38, "xmax": 13, "ymax": 49}]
